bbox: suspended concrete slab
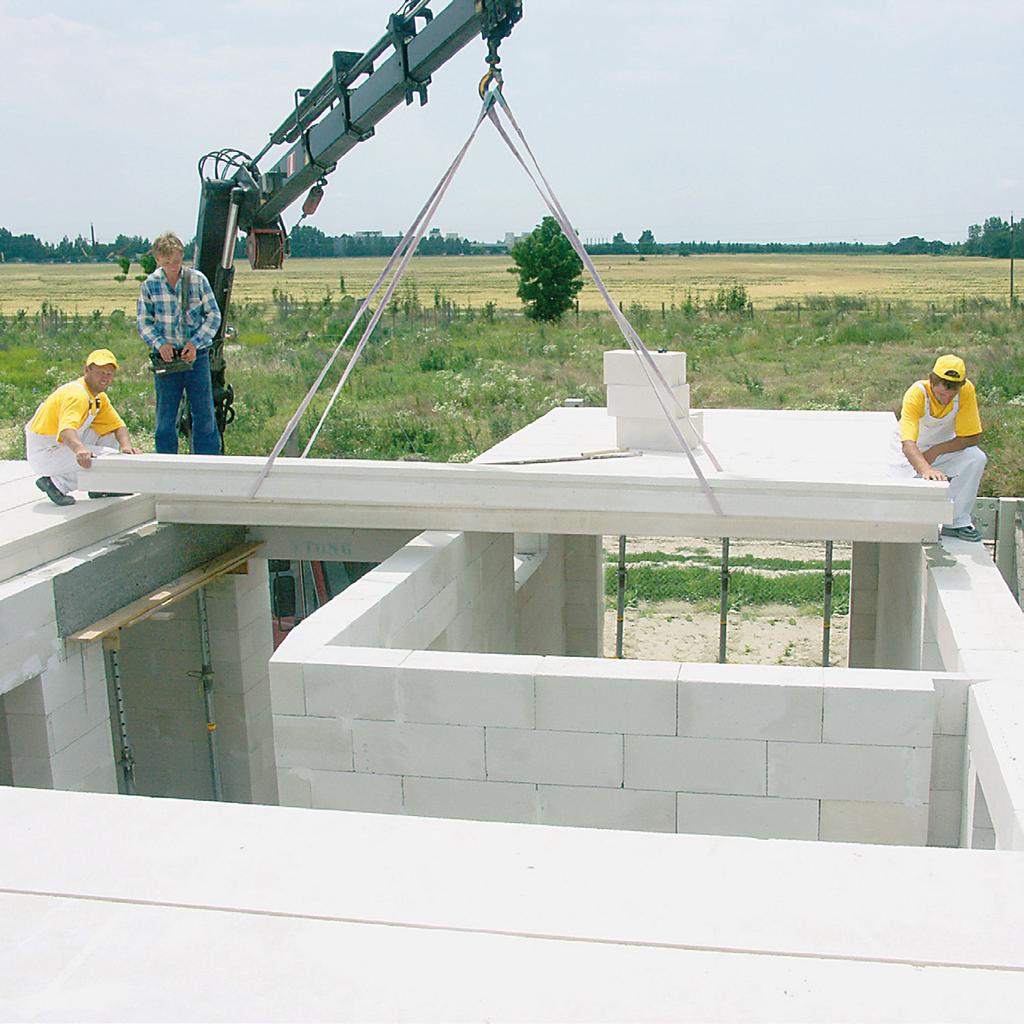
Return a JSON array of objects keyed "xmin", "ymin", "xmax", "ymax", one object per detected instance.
[{"xmin": 81, "ymin": 408, "xmax": 950, "ymax": 542}]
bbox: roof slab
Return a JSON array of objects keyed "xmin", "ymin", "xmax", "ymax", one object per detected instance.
[
  {"xmin": 72, "ymin": 407, "xmax": 950, "ymax": 543},
  {"xmin": 0, "ymin": 461, "xmax": 154, "ymax": 584},
  {"xmin": 1, "ymin": 787, "xmax": 1022, "ymax": 1020}
]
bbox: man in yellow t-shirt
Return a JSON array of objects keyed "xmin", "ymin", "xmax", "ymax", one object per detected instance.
[
  {"xmin": 899, "ymin": 353, "xmax": 986, "ymax": 542},
  {"xmin": 24, "ymin": 349, "xmax": 142, "ymax": 506}
]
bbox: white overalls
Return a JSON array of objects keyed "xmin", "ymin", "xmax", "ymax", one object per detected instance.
[
  {"xmin": 24, "ymin": 383, "xmax": 119, "ymax": 496},
  {"xmin": 915, "ymin": 382, "xmax": 987, "ymax": 529}
]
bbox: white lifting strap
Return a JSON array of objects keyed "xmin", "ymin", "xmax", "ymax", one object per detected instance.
[
  {"xmin": 485, "ymin": 89, "xmax": 724, "ymax": 516},
  {"xmin": 252, "ymin": 86, "xmax": 725, "ymax": 519},
  {"xmin": 249, "ymin": 98, "xmax": 493, "ymax": 498}
]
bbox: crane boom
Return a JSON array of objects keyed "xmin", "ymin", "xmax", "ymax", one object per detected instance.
[{"xmin": 186, "ymin": 0, "xmax": 522, "ymax": 445}]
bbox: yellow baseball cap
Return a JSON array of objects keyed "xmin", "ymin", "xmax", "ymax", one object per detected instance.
[
  {"xmin": 85, "ymin": 349, "xmax": 118, "ymax": 368},
  {"xmin": 932, "ymin": 354, "xmax": 965, "ymax": 382}
]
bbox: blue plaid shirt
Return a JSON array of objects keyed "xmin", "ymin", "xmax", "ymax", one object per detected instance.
[{"xmin": 137, "ymin": 267, "xmax": 221, "ymax": 352}]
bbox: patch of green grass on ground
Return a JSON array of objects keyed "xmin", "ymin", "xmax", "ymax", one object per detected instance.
[{"xmin": 604, "ymin": 563, "xmax": 850, "ymax": 613}]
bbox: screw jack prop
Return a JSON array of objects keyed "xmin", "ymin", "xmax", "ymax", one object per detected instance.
[{"xmin": 102, "ymin": 633, "xmax": 135, "ymax": 796}]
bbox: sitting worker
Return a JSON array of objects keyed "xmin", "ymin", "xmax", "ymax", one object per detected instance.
[
  {"xmin": 899, "ymin": 353, "xmax": 987, "ymax": 542},
  {"xmin": 136, "ymin": 231, "xmax": 221, "ymax": 455},
  {"xmin": 24, "ymin": 349, "xmax": 141, "ymax": 506}
]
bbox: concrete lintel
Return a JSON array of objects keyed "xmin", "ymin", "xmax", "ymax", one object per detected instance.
[
  {"xmin": 83, "ymin": 454, "xmax": 949, "ymax": 543},
  {"xmin": 158, "ymin": 498, "xmax": 940, "ymax": 543}
]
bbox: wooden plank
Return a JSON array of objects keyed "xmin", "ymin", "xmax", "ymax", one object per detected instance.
[{"xmin": 68, "ymin": 542, "xmax": 262, "ymax": 643}]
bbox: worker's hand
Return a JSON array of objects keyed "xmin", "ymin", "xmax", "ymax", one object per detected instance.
[
  {"xmin": 158, "ymin": 343, "xmax": 175, "ymax": 363},
  {"xmin": 181, "ymin": 341, "xmax": 197, "ymax": 363},
  {"xmin": 921, "ymin": 466, "xmax": 948, "ymax": 482},
  {"xmin": 75, "ymin": 450, "xmax": 94, "ymax": 469},
  {"xmin": 119, "ymin": 445, "xmax": 142, "ymax": 455}
]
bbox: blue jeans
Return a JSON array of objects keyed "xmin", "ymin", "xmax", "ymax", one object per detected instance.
[{"xmin": 153, "ymin": 349, "xmax": 221, "ymax": 454}]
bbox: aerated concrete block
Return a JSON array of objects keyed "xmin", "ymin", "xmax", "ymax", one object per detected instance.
[
  {"xmin": 603, "ymin": 349, "xmax": 687, "ymax": 387},
  {"xmin": 768, "ymin": 742, "xmax": 932, "ymax": 803},
  {"xmin": 303, "ymin": 646, "xmax": 406, "ymax": 721},
  {"xmin": 822, "ymin": 681, "xmax": 934, "ymax": 746},
  {"xmin": 615, "ymin": 413, "xmax": 703, "ymax": 453},
  {"xmin": 536, "ymin": 657, "xmax": 677, "ymax": 734},
  {"xmin": 397, "ymin": 651, "xmax": 539, "ymax": 728},
  {"xmin": 352, "ymin": 721, "xmax": 485, "ymax": 780},
  {"xmin": 538, "ymin": 785, "xmax": 676, "ymax": 833},
  {"xmin": 49, "ymin": 721, "xmax": 116, "ymax": 791},
  {"xmin": 307, "ymin": 768, "xmax": 403, "ymax": 813},
  {"xmin": 277, "ymin": 767, "xmax": 312, "ymax": 808},
  {"xmin": 403, "ymin": 777, "xmax": 538, "ymax": 823},
  {"xmin": 273, "ymin": 714, "xmax": 353, "ymax": 771},
  {"xmin": 269, "ymin": 661, "xmax": 306, "ymax": 716},
  {"xmin": 927, "ymin": 790, "xmax": 962, "ymax": 848},
  {"xmin": 606, "ymin": 383, "xmax": 691, "ymax": 420},
  {"xmin": 625, "ymin": 736, "xmax": 767, "ymax": 795},
  {"xmin": 930, "ymin": 734, "xmax": 966, "ymax": 792},
  {"xmin": 677, "ymin": 679, "xmax": 822, "ymax": 742},
  {"xmin": 933, "ymin": 676, "xmax": 971, "ymax": 735},
  {"xmin": 485, "ymin": 728, "xmax": 622, "ymax": 787},
  {"xmin": 676, "ymin": 792, "xmax": 820, "ymax": 841},
  {"xmin": 819, "ymin": 799, "xmax": 929, "ymax": 846}
]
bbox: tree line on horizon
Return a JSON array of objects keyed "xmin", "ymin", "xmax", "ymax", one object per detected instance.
[{"xmin": 1, "ymin": 214, "xmax": 1018, "ymax": 265}]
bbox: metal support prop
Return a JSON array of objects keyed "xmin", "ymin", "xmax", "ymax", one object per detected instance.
[
  {"xmin": 719, "ymin": 538, "xmax": 730, "ymax": 664},
  {"xmin": 615, "ymin": 535, "xmax": 627, "ymax": 659},
  {"xmin": 823, "ymin": 540, "xmax": 834, "ymax": 667},
  {"xmin": 102, "ymin": 633, "xmax": 136, "ymax": 795},
  {"xmin": 195, "ymin": 587, "xmax": 223, "ymax": 801},
  {"xmin": 297, "ymin": 560, "xmax": 309, "ymax": 622}
]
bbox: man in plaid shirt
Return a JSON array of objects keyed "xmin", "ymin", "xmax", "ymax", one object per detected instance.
[{"xmin": 137, "ymin": 231, "xmax": 222, "ymax": 454}]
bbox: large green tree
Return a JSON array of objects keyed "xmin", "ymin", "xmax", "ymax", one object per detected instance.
[{"xmin": 509, "ymin": 216, "xmax": 584, "ymax": 321}]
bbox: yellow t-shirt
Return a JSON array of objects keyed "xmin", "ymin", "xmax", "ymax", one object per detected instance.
[
  {"xmin": 899, "ymin": 379, "xmax": 982, "ymax": 443},
  {"xmin": 26, "ymin": 378, "xmax": 125, "ymax": 438}
]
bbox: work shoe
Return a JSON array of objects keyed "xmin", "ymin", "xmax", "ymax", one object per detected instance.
[
  {"xmin": 88, "ymin": 491, "xmax": 130, "ymax": 499},
  {"xmin": 35, "ymin": 476, "xmax": 75, "ymax": 506},
  {"xmin": 941, "ymin": 524, "xmax": 983, "ymax": 542}
]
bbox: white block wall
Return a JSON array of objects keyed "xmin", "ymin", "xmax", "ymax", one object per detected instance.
[
  {"xmin": 0, "ymin": 646, "xmax": 116, "ymax": 793},
  {"xmin": 0, "ymin": 566, "xmax": 117, "ymax": 793},
  {"xmin": 273, "ymin": 647, "xmax": 936, "ymax": 844},
  {"xmin": 922, "ymin": 538, "xmax": 1024, "ymax": 850}
]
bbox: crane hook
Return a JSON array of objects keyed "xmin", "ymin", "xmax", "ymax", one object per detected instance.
[
  {"xmin": 478, "ymin": 62, "xmax": 503, "ymax": 100},
  {"xmin": 479, "ymin": 32, "xmax": 505, "ymax": 100}
]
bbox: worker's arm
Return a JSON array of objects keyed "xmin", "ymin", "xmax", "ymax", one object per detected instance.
[
  {"xmin": 58, "ymin": 427, "xmax": 97, "ymax": 469},
  {"xmin": 114, "ymin": 426, "xmax": 141, "ymax": 455},
  {"xmin": 136, "ymin": 282, "xmax": 163, "ymax": 352},
  {"xmin": 919, "ymin": 432, "xmax": 981, "ymax": 464}
]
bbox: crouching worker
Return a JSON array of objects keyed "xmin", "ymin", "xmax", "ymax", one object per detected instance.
[
  {"xmin": 899, "ymin": 353, "xmax": 987, "ymax": 542},
  {"xmin": 25, "ymin": 349, "xmax": 141, "ymax": 506}
]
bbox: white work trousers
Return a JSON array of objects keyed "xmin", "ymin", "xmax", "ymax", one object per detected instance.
[
  {"xmin": 928, "ymin": 446, "xmax": 987, "ymax": 528},
  {"xmin": 24, "ymin": 426, "xmax": 118, "ymax": 496}
]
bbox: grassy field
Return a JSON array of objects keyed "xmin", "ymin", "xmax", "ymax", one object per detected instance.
[
  {"xmin": 0, "ymin": 253, "xmax": 1016, "ymax": 315},
  {"xmin": 1, "ymin": 254, "xmax": 1022, "ymax": 494}
]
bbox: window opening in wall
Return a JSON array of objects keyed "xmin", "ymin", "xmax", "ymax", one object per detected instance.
[
  {"xmin": 603, "ymin": 536, "xmax": 851, "ymax": 666},
  {"xmin": 269, "ymin": 559, "xmax": 377, "ymax": 648}
]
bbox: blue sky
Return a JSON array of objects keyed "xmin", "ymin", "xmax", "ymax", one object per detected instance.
[{"xmin": 1, "ymin": 0, "xmax": 1021, "ymax": 245}]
